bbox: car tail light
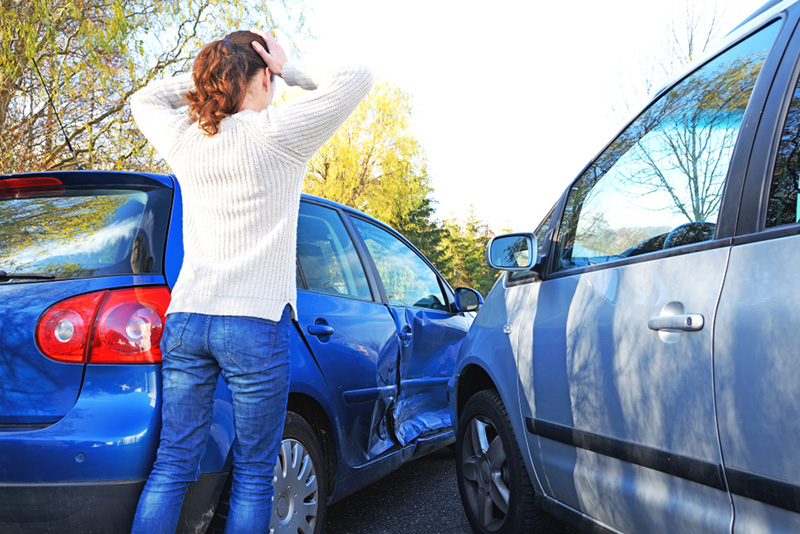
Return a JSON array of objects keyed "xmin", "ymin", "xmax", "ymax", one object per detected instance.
[
  {"xmin": 36, "ymin": 286, "xmax": 171, "ymax": 364},
  {"xmin": 36, "ymin": 291, "xmax": 106, "ymax": 363},
  {"xmin": 90, "ymin": 288, "xmax": 170, "ymax": 363}
]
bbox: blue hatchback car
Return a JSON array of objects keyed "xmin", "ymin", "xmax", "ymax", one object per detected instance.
[{"xmin": 0, "ymin": 170, "xmax": 482, "ymax": 533}]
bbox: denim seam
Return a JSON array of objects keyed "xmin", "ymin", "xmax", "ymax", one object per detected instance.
[{"xmin": 202, "ymin": 314, "xmax": 212, "ymax": 354}]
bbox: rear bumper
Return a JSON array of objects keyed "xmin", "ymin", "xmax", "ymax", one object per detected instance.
[
  {"xmin": 0, "ymin": 364, "xmax": 234, "ymax": 532},
  {"xmin": 0, "ymin": 365, "xmax": 162, "ymax": 483},
  {"xmin": 0, "ymin": 472, "xmax": 228, "ymax": 534},
  {"xmin": 0, "ymin": 479, "xmax": 144, "ymax": 533},
  {"xmin": 0, "ymin": 365, "xmax": 233, "ymax": 483}
]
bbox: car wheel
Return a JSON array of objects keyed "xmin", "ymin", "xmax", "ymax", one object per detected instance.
[
  {"xmin": 208, "ymin": 412, "xmax": 328, "ymax": 534},
  {"xmin": 270, "ymin": 412, "xmax": 328, "ymax": 534},
  {"xmin": 456, "ymin": 389, "xmax": 548, "ymax": 533}
]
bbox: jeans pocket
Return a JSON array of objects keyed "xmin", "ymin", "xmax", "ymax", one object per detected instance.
[
  {"xmin": 162, "ymin": 313, "xmax": 192, "ymax": 353},
  {"xmin": 224, "ymin": 316, "xmax": 278, "ymax": 373}
]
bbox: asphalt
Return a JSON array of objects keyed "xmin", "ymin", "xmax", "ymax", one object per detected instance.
[{"xmin": 323, "ymin": 447, "xmax": 472, "ymax": 533}]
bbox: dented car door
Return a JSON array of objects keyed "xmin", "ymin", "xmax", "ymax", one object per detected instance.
[{"xmin": 350, "ymin": 217, "xmax": 471, "ymax": 445}]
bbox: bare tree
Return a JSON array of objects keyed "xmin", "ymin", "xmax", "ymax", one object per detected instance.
[{"xmin": 612, "ymin": 0, "xmax": 727, "ymax": 119}]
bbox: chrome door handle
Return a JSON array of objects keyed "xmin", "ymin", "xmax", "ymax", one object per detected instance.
[
  {"xmin": 647, "ymin": 314, "xmax": 704, "ymax": 332},
  {"xmin": 398, "ymin": 330, "xmax": 413, "ymax": 341}
]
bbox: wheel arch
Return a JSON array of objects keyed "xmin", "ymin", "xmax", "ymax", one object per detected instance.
[
  {"xmin": 287, "ymin": 392, "xmax": 337, "ymax": 499},
  {"xmin": 455, "ymin": 363, "xmax": 499, "ymax": 424}
]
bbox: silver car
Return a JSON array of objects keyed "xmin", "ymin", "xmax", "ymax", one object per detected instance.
[{"xmin": 451, "ymin": 1, "xmax": 800, "ymax": 532}]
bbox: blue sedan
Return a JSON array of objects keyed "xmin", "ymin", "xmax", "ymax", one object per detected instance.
[{"xmin": 0, "ymin": 170, "xmax": 481, "ymax": 533}]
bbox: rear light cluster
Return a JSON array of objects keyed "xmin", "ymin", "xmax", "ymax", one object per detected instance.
[{"xmin": 36, "ymin": 287, "xmax": 171, "ymax": 364}]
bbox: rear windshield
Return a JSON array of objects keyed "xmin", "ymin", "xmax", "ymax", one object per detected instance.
[{"xmin": 0, "ymin": 187, "xmax": 172, "ymax": 281}]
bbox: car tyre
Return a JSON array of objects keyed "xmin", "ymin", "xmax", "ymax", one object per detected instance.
[
  {"xmin": 456, "ymin": 389, "xmax": 549, "ymax": 533},
  {"xmin": 271, "ymin": 412, "xmax": 328, "ymax": 534},
  {"xmin": 208, "ymin": 412, "xmax": 328, "ymax": 534}
]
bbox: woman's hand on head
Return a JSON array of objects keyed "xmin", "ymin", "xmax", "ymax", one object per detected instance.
[{"xmin": 251, "ymin": 30, "xmax": 287, "ymax": 77}]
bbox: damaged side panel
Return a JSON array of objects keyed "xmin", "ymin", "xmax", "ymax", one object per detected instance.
[
  {"xmin": 389, "ymin": 306, "xmax": 471, "ymax": 446},
  {"xmin": 295, "ymin": 290, "xmax": 400, "ymax": 467}
]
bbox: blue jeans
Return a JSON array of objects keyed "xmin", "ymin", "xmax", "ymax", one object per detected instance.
[{"xmin": 132, "ymin": 307, "xmax": 291, "ymax": 534}]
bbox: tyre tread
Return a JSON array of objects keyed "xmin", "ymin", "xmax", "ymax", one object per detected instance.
[{"xmin": 457, "ymin": 388, "xmax": 550, "ymax": 533}]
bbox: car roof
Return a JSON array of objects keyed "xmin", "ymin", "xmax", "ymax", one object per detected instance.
[
  {"xmin": 299, "ymin": 192, "xmax": 387, "ymax": 226},
  {"xmin": 730, "ymin": 0, "xmax": 794, "ymax": 34},
  {"xmin": 1, "ymin": 169, "xmax": 174, "ymax": 188},
  {"xmin": 1, "ymin": 169, "xmax": 389, "ymax": 229}
]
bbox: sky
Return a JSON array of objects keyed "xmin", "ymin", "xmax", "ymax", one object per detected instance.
[{"xmin": 293, "ymin": 0, "xmax": 767, "ymax": 232}]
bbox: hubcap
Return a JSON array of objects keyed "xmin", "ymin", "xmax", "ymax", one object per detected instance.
[
  {"xmin": 269, "ymin": 438, "xmax": 319, "ymax": 534},
  {"xmin": 460, "ymin": 417, "xmax": 510, "ymax": 531},
  {"xmin": 276, "ymin": 494, "xmax": 290, "ymax": 519}
]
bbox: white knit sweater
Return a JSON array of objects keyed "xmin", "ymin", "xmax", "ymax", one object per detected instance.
[{"xmin": 130, "ymin": 63, "xmax": 373, "ymax": 321}]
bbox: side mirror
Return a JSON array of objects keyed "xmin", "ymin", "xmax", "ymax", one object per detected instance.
[
  {"xmin": 454, "ymin": 287, "xmax": 483, "ymax": 312},
  {"xmin": 486, "ymin": 233, "xmax": 538, "ymax": 271}
]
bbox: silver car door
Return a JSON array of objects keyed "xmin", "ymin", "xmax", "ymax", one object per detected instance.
[
  {"xmin": 715, "ymin": 34, "xmax": 800, "ymax": 532},
  {"xmin": 518, "ymin": 22, "xmax": 780, "ymax": 533}
]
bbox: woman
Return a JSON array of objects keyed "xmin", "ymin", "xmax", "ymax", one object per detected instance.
[{"xmin": 129, "ymin": 29, "xmax": 372, "ymax": 533}]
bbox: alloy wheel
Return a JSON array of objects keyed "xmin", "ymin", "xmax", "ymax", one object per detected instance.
[{"xmin": 459, "ymin": 415, "xmax": 510, "ymax": 531}]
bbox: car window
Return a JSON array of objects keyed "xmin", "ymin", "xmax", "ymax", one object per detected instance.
[
  {"xmin": 507, "ymin": 204, "xmax": 555, "ymax": 283},
  {"xmin": 767, "ymin": 67, "xmax": 800, "ymax": 227},
  {"xmin": 555, "ymin": 23, "xmax": 778, "ymax": 272},
  {"xmin": 351, "ymin": 218, "xmax": 448, "ymax": 311},
  {"xmin": 0, "ymin": 186, "xmax": 171, "ymax": 281},
  {"xmin": 297, "ymin": 202, "xmax": 372, "ymax": 301}
]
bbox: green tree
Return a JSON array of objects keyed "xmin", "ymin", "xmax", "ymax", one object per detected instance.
[
  {"xmin": 300, "ymin": 79, "xmax": 450, "ymax": 263},
  {"xmin": 0, "ymin": 0, "xmax": 308, "ymax": 173},
  {"xmin": 303, "ymin": 80, "xmax": 432, "ymax": 229},
  {"xmin": 297, "ymin": 80, "xmax": 502, "ymax": 291},
  {"xmin": 388, "ymin": 193, "xmax": 445, "ymax": 270},
  {"xmin": 438, "ymin": 208, "xmax": 498, "ymax": 295},
  {"xmin": 299, "ymin": 80, "xmax": 501, "ymax": 282}
]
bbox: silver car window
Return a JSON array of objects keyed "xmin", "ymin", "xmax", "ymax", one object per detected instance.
[{"xmin": 555, "ymin": 22, "xmax": 779, "ymax": 272}]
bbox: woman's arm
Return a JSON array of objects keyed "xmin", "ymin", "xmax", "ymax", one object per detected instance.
[
  {"xmin": 271, "ymin": 63, "xmax": 374, "ymax": 160},
  {"xmin": 251, "ymin": 31, "xmax": 374, "ymax": 161},
  {"xmin": 129, "ymin": 73, "xmax": 194, "ymax": 158}
]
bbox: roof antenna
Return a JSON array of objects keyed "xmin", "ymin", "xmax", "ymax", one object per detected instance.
[{"xmin": 31, "ymin": 56, "xmax": 83, "ymax": 170}]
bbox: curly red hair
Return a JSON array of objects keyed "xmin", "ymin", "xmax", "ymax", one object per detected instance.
[{"xmin": 186, "ymin": 31, "xmax": 270, "ymax": 136}]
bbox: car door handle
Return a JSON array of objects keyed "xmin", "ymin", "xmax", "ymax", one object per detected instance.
[
  {"xmin": 647, "ymin": 314, "xmax": 704, "ymax": 332},
  {"xmin": 308, "ymin": 324, "xmax": 335, "ymax": 337},
  {"xmin": 398, "ymin": 330, "xmax": 413, "ymax": 341}
]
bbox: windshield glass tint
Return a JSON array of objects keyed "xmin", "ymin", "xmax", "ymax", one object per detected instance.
[{"xmin": 0, "ymin": 187, "xmax": 171, "ymax": 281}]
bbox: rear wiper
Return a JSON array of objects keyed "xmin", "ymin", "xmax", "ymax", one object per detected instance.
[{"xmin": 0, "ymin": 270, "xmax": 56, "ymax": 283}]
